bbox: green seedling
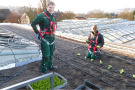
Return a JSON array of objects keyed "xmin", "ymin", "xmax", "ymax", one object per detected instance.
[
  {"xmin": 30, "ymin": 76, "xmax": 63, "ymax": 89},
  {"xmin": 77, "ymin": 53, "xmax": 81, "ymax": 56},
  {"xmin": 108, "ymin": 65, "xmax": 112, "ymax": 69},
  {"xmin": 85, "ymin": 56, "xmax": 87, "ymax": 59},
  {"xmin": 120, "ymin": 69, "xmax": 124, "ymax": 74},
  {"xmin": 100, "ymin": 60, "xmax": 102, "ymax": 64},
  {"xmin": 133, "ymin": 75, "xmax": 135, "ymax": 78},
  {"xmin": 91, "ymin": 59, "xmax": 93, "ymax": 62}
]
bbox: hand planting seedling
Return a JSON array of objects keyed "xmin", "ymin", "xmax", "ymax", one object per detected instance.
[
  {"xmin": 120, "ymin": 69, "xmax": 124, "ymax": 74},
  {"xmin": 91, "ymin": 59, "xmax": 93, "ymax": 62},
  {"xmin": 77, "ymin": 53, "xmax": 81, "ymax": 56},
  {"xmin": 133, "ymin": 74, "xmax": 135, "ymax": 78},
  {"xmin": 100, "ymin": 60, "xmax": 102, "ymax": 64},
  {"xmin": 108, "ymin": 65, "xmax": 112, "ymax": 69}
]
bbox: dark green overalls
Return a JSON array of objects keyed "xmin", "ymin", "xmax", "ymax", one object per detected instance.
[
  {"xmin": 86, "ymin": 32, "xmax": 104, "ymax": 60},
  {"xmin": 31, "ymin": 10, "xmax": 55, "ymax": 73}
]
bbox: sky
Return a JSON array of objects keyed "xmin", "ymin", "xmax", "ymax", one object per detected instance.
[{"xmin": 0, "ymin": 0, "xmax": 135, "ymax": 13}]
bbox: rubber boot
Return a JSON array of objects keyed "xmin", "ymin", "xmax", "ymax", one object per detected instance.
[
  {"xmin": 47, "ymin": 56, "xmax": 52, "ymax": 69},
  {"xmin": 40, "ymin": 57, "xmax": 49, "ymax": 73},
  {"xmin": 48, "ymin": 56, "xmax": 58, "ymax": 71}
]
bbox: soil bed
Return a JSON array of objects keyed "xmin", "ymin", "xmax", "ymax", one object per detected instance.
[{"xmin": 0, "ymin": 25, "xmax": 135, "ymax": 89}]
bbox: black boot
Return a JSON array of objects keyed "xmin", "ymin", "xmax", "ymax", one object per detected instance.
[
  {"xmin": 49, "ymin": 65, "xmax": 58, "ymax": 71},
  {"xmin": 40, "ymin": 57, "xmax": 49, "ymax": 73},
  {"xmin": 41, "ymin": 63, "xmax": 47, "ymax": 73}
]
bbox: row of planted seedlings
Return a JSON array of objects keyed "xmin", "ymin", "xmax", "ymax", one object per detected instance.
[
  {"xmin": 54, "ymin": 55, "xmax": 120, "ymax": 89},
  {"xmin": 77, "ymin": 47, "xmax": 135, "ymax": 78},
  {"xmin": 72, "ymin": 43, "xmax": 135, "ymax": 79},
  {"xmin": 55, "ymin": 49, "xmax": 133, "ymax": 89},
  {"xmin": 60, "ymin": 43, "xmax": 135, "ymax": 79},
  {"xmin": 84, "ymin": 55, "xmax": 135, "ymax": 78},
  {"xmin": 56, "ymin": 47, "xmax": 135, "ymax": 89},
  {"xmin": 76, "ymin": 48, "xmax": 135, "ymax": 86},
  {"xmin": 56, "ymin": 38, "xmax": 135, "ymax": 79}
]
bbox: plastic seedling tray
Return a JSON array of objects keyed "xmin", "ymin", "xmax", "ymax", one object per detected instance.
[
  {"xmin": 28, "ymin": 76, "xmax": 64, "ymax": 90},
  {"xmin": 75, "ymin": 80, "xmax": 101, "ymax": 90}
]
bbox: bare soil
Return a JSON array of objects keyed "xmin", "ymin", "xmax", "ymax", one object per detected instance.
[{"xmin": 0, "ymin": 25, "xmax": 135, "ymax": 90}]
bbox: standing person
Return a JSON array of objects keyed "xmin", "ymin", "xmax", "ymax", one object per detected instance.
[
  {"xmin": 86, "ymin": 25, "xmax": 104, "ymax": 60},
  {"xmin": 31, "ymin": 1, "xmax": 57, "ymax": 73}
]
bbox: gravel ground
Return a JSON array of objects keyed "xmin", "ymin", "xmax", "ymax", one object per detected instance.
[{"xmin": 0, "ymin": 25, "xmax": 135, "ymax": 90}]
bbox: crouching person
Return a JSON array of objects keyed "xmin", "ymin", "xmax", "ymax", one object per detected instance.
[{"xmin": 86, "ymin": 25, "xmax": 104, "ymax": 60}]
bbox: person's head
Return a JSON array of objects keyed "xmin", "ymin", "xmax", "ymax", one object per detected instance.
[
  {"xmin": 91, "ymin": 25, "xmax": 98, "ymax": 33},
  {"xmin": 47, "ymin": 1, "xmax": 55, "ymax": 15}
]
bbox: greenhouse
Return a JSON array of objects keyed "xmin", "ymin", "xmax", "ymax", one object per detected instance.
[
  {"xmin": 0, "ymin": 28, "xmax": 41, "ymax": 70},
  {"xmin": 57, "ymin": 18, "xmax": 135, "ymax": 46}
]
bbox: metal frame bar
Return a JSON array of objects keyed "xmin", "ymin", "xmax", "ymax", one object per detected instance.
[{"xmin": 1, "ymin": 72, "xmax": 67, "ymax": 90}]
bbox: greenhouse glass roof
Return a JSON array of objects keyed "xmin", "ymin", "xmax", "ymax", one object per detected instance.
[{"xmin": 57, "ymin": 18, "xmax": 135, "ymax": 45}]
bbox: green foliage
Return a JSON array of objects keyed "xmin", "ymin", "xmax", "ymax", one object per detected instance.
[
  {"xmin": 120, "ymin": 69, "xmax": 124, "ymax": 74},
  {"xmin": 30, "ymin": 76, "xmax": 63, "ymax": 90},
  {"xmin": 85, "ymin": 56, "xmax": 87, "ymax": 59},
  {"xmin": 100, "ymin": 60, "xmax": 102, "ymax": 64},
  {"xmin": 133, "ymin": 74, "xmax": 135, "ymax": 78},
  {"xmin": 77, "ymin": 53, "xmax": 81, "ymax": 56},
  {"xmin": 108, "ymin": 65, "xmax": 112, "ymax": 69},
  {"xmin": 91, "ymin": 59, "xmax": 93, "ymax": 62}
]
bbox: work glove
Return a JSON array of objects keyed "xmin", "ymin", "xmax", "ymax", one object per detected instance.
[
  {"xmin": 86, "ymin": 39, "xmax": 90, "ymax": 43},
  {"xmin": 96, "ymin": 45, "xmax": 100, "ymax": 49},
  {"xmin": 37, "ymin": 33, "xmax": 40, "ymax": 40}
]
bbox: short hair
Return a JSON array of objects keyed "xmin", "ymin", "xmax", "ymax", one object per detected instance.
[
  {"xmin": 91, "ymin": 25, "xmax": 97, "ymax": 30},
  {"xmin": 47, "ymin": 1, "xmax": 55, "ymax": 6}
]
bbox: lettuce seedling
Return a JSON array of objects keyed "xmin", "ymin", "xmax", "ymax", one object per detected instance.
[
  {"xmin": 91, "ymin": 59, "xmax": 93, "ymax": 62},
  {"xmin": 133, "ymin": 75, "xmax": 135, "ymax": 78},
  {"xmin": 77, "ymin": 53, "xmax": 81, "ymax": 56},
  {"xmin": 120, "ymin": 69, "xmax": 124, "ymax": 74},
  {"xmin": 85, "ymin": 56, "xmax": 87, "ymax": 59},
  {"xmin": 108, "ymin": 65, "xmax": 112, "ymax": 69},
  {"xmin": 100, "ymin": 60, "xmax": 102, "ymax": 64}
]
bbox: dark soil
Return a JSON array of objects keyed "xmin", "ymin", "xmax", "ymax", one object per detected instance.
[{"xmin": 0, "ymin": 25, "xmax": 135, "ymax": 90}]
